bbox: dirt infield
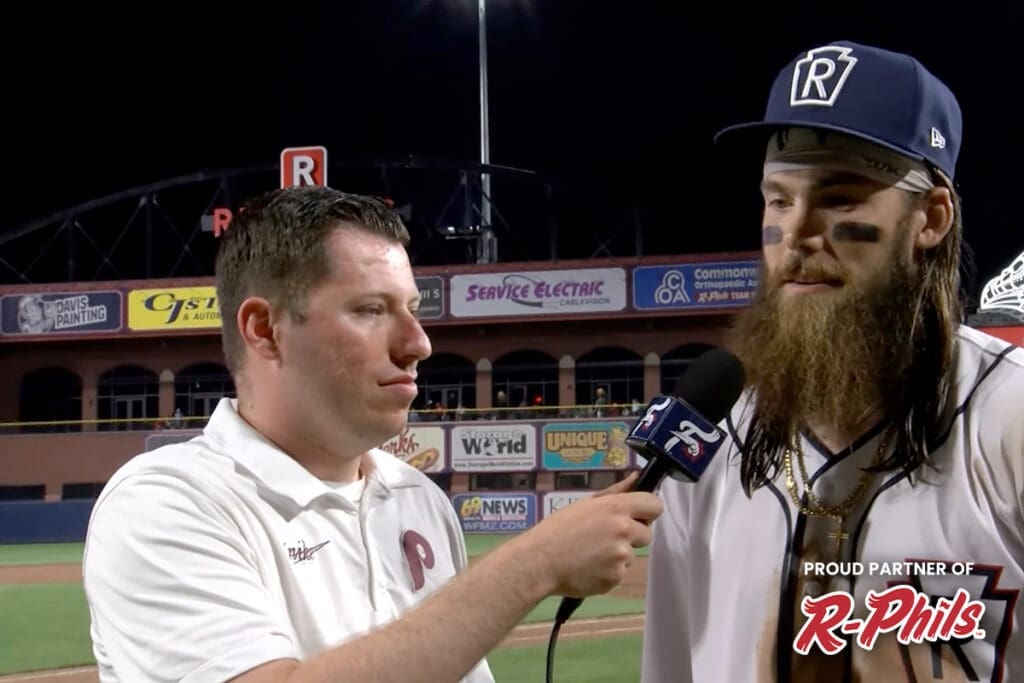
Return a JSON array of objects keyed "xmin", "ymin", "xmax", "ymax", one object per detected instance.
[
  {"xmin": 0, "ymin": 558, "xmax": 648, "ymax": 682},
  {"xmin": 0, "ymin": 556, "xmax": 647, "ymax": 593},
  {"xmin": 0, "ymin": 564, "xmax": 81, "ymax": 584},
  {"xmin": 501, "ymin": 613, "xmax": 645, "ymax": 648},
  {"xmin": 0, "ymin": 666, "xmax": 99, "ymax": 683}
]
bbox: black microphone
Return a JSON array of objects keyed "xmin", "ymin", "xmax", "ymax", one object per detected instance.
[{"xmin": 553, "ymin": 347, "xmax": 746, "ymax": 625}]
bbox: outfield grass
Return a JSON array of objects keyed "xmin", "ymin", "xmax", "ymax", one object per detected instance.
[
  {"xmin": 0, "ymin": 542, "xmax": 85, "ymax": 566},
  {"xmin": 524, "ymin": 595, "xmax": 644, "ymax": 623},
  {"xmin": 0, "ymin": 532, "xmax": 649, "ymax": 567},
  {"xmin": 0, "ymin": 539, "xmax": 510, "ymax": 566},
  {"xmin": 0, "ymin": 536, "xmax": 647, "ymax": 675},
  {"xmin": 0, "ymin": 581, "xmax": 645, "ymax": 675},
  {"xmin": 464, "ymin": 533, "xmax": 650, "ymax": 559},
  {"xmin": 465, "ymin": 533, "xmax": 516, "ymax": 557},
  {"xmin": 0, "ymin": 583, "xmax": 93, "ymax": 675},
  {"xmin": 488, "ymin": 634, "xmax": 642, "ymax": 682}
]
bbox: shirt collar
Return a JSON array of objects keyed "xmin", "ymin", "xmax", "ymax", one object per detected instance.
[{"xmin": 203, "ymin": 398, "xmax": 399, "ymax": 509}]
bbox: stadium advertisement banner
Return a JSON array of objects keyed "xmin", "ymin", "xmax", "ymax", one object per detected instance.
[
  {"xmin": 0, "ymin": 291, "xmax": 122, "ymax": 336},
  {"xmin": 976, "ymin": 325, "xmax": 1024, "ymax": 345},
  {"xmin": 452, "ymin": 492, "xmax": 538, "ymax": 534},
  {"xmin": 415, "ymin": 275, "xmax": 446, "ymax": 320},
  {"xmin": 450, "ymin": 423, "xmax": 537, "ymax": 471},
  {"xmin": 145, "ymin": 431, "xmax": 201, "ymax": 451},
  {"xmin": 128, "ymin": 287, "xmax": 222, "ymax": 331},
  {"xmin": 540, "ymin": 490, "xmax": 595, "ymax": 519},
  {"xmin": 541, "ymin": 421, "xmax": 632, "ymax": 470},
  {"xmin": 449, "ymin": 268, "xmax": 627, "ymax": 318},
  {"xmin": 632, "ymin": 261, "xmax": 761, "ymax": 310},
  {"xmin": 380, "ymin": 425, "xmax": 445, "ymax": 472}
]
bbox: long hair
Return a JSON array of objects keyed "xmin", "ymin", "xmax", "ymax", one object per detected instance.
[{"xmin": 738, "ymin": 174, "xmax": 967, "ymax": 495}]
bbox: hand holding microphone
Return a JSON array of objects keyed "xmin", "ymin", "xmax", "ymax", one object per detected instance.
[{"xmin": 554, "ymin": 347, "xmax": 746, "ymax": 624}]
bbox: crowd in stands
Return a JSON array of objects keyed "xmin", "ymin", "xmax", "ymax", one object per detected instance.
[{"xmin": 407, "ymin": 388, "xmax": 643, "ymax": 422}]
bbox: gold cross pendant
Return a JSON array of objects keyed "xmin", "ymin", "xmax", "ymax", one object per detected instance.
[{"xmin": 828, "ymin": 523, "xmax": 850, "ymax": 558}]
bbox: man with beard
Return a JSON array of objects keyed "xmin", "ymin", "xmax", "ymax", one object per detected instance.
[{"xmin": 641, "ymin": 41, "xmax": 1023, "ymax": 682}]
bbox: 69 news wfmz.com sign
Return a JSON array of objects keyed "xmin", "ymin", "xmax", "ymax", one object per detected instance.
[
  {"xmin": 0, "ymin": 291, "xmax": 122, "ymax": 337},
  {"xmin": 451, "ymin": 492, "xmax": 538, "ymax": 534}
]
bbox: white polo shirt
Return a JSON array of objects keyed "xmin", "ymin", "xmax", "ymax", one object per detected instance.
[
  {"xmin": 83, "ymin": 398, "xmax": 494, "ymax": 683},
  {"xmin": 642, "ymin": 325, "xmax": 1024, "ymax": 683}
]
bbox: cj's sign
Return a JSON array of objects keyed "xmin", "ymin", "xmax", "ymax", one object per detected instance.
[{"xmin": 128, "ymin": 287, "xmax": 221, "ymax": 331}]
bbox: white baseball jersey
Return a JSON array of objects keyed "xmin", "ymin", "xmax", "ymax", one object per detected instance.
[
  {"xmin": 83, "ymin": 398, "xmax": 494, "ymax": 683},
  {"xmin": 642, "ymin": 325, "xmax": 1024, "ymax": 683}
]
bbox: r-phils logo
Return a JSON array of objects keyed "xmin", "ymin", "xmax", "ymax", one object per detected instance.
[
  {"xmin": 637, "ymin": 397, "xmax": 672, "ymax": 432},
  {"xmin": 794, "ymin": 586, "xmax": 986, "ymax": 655},
  {"xmin": 790, "ymin": 45, "xmax": 858, "ymax": 107},
  {"xmin": 665, "ymin": 420, "xmax": 721, "ymax": 460}
]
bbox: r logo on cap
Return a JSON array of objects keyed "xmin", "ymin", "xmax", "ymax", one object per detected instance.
[{"xmin": 790, "ymin": 46, "xmax": 858, "ymax": 107}]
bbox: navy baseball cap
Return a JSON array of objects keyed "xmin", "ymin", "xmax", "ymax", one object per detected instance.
[{"xmin": 714, "ymin": 41, "xmax": 963, "ymax": 180}]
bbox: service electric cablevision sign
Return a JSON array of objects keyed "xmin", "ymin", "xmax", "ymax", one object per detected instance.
[{"xmin": 449, "ymin": 268, "xmax": 627, "ymax": 318}]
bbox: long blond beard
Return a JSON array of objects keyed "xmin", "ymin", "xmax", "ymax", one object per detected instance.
[{"xmin": 729, "ymin": 240, "xmax": 923, "ymax": 442}]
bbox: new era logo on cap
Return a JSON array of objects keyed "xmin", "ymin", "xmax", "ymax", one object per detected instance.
[
  {"xmin": 715, "ymin": 40, "xmax": 964, "ymax": 180},
  {"xmin": 791, "ymin": 46, "xmax": 857, "ymax": 107}
]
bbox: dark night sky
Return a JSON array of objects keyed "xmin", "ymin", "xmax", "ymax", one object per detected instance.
[{"xmin": 2, "ymin": 1, "xmax": 1021, "ymax": 301}]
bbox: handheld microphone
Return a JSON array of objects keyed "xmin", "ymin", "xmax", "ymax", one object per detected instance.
[
  {"xmin": 629, "ymin": 346, "xmax": 746, "ymax": 492},
  {"xmin": 554, "ymin": 347, "xmax": 746, "ymax": 624}
]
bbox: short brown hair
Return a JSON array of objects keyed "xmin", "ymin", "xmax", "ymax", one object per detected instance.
[{"xmin": 215, "ymin": 187, "xmax": 410, "ymax": 376}]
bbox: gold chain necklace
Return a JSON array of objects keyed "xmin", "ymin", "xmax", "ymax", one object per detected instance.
[{"xmin": 783, "ymin": 424, "xmax": 894, "ymax": 559}]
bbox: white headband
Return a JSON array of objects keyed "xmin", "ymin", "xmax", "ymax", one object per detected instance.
[{"xmin": 763, "ymin": 128, "xmax": 935, "ymax": 193}]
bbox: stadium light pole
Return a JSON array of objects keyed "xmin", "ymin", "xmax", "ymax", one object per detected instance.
[{"xmin": 477, "ymin": 0, "xmax": 496, "ymax": 263}]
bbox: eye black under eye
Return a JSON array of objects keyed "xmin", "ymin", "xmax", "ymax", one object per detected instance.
[{"xmin": 832, "ymin": 223, "xmax": 881, "ymax": 243}]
